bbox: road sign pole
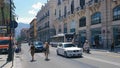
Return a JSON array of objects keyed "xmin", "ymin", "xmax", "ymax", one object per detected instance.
[{"xmin": 7, "ymin": 0, "xmax": 13, "ymax": 62}]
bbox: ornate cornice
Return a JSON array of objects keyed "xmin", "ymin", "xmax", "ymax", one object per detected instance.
[
  {"xmin": 77, "ymin": 9, "xmax": 86, "ymax": 17},
  {"xmin": 88, "ymin": 2, "xmax": 101, "ymax": 13}
]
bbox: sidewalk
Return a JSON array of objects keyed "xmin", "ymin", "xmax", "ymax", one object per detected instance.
[
  {"xmin": 0, "ymin": 53, "xmax": 22, "ymax": 68},
  {"xmin": 0, "ymin": 54, "xmax": 13, "ymax": 68},
  {"xmin": 91, "ymin": 48, "xmax": 120, "ymax": 54}
]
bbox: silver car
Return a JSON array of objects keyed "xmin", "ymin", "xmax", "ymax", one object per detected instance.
[{"xmin": 56, "ymin": 42, "xmax": 82, "ymax": 57}]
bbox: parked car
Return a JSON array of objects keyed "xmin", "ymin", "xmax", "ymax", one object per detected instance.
[
  {"xmin": 56, "ymin": 42, "xmax": 82, "ymax": 57},
  {"xmin": 33, "ymin": 41, "xmax": 44, "ymax": 52}
]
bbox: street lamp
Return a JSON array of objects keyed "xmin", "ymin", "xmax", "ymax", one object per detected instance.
[{"xmin": 7, "ymin": 0, "xmax": 13, "ymax": 62}]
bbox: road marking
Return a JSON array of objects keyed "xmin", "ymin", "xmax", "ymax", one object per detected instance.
[{"xmin": 84, "ymin": 56, "xmax": 120, "ymax": 67}]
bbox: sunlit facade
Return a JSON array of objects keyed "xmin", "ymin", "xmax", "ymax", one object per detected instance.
[
  {"xmin": 36, "ymin": 0, "xmax": 120, "ymax": 49},
  {"xmin": 52, "ymin": 0, "xmax": 120, "ymax": 49}
]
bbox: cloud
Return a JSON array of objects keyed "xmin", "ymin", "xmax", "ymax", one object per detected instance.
[
  {"xmin": 28, "ymin": 10, "xmax": 36, "ymax": 15},
  {"xmin": 32, "ymin": 2, "xmax": 44, "ymax": 10},
  {"xmin": 17, "ymin": 17, "xmax": 34, "ymax": 24},
  {"xmin": 28, "ymin": 2, "xmax": 44, "ymax": 15}
]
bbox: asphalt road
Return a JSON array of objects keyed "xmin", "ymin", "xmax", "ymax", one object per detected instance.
[{"xmin": 20, "ymin": 43, "xmax": 120, "ymax": 68}]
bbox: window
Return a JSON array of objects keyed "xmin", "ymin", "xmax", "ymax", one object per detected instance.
[
  {"xmin": 71, "ymin": 0, "xmax": 74, "ymax": 14},
  {"xmin": 58, "ymin": 25, "xmax": 61, "ymax": 33},
  {"xmin": 79, "ymin": 17, "xmax": 86, "ymax": 27},
  {"xmin": 70, "ymin": 28, "xmax": 75, "ymax": 33},
  {"xmin": 80, "ymin": 0, "xmax": 85, "ymax": 9},
  {"xmin": 48, "ymin": 10, "xmax": 49, "ymax": 16},
  {"xmin": 113, "ymin": 5, "xmax": 120, "ymax": 20},
  {"xmin": 64, "ymin": 6, "xmax": 67, "ymax": 17},
  {"xmin": 91, "ymin": 12, "xmax": 101, "ymax": 25},
  {"xmin": 94, "ymin": 0, "xmax": 98, "ymax": 3},
  {"xmin": 59, "ymin": 10, "xmax": 61, "ymax": 17},
  {"xmin": 58, "ymin": 0, "xmax": 61, "ymax": 5},
  {"xmin": 70, "ymin": 20, "xmax": 76, "ymax": 33},
  {"xmin": 64, "ymin": 23, "xmax": 67, "ymax": 33},
  {"xmin": 55, "ymin": 9, "xmax": 56, "ymax": 15}
]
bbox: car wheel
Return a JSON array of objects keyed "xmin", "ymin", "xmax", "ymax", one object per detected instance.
[
  {"xmin": 64, "ymin": 52, "xmax": 68, "ymax": 57},
  {"xmin": 57, "ymin": 50, "xmax": 59, "ymax": 55}
]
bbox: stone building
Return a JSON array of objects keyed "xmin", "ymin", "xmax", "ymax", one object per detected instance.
[
  {"xmin": 52, "ymin": 0, "xmax": 120, "ymax": 48},
  {"xmin": 29, "ymin": 18, "xmax": 37, "ymax": 42},
  {"xmin": 36, "ymin": 0, "xmax": 120, "ymax": 49},
  {"xmin": 36, "ymin": 0, "xmax": 56, "ymax": 42}
]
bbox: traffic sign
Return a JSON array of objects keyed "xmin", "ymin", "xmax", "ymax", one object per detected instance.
[{"xmin": 10, "ymin": 21, "xmax": 18, "ymax": 28}]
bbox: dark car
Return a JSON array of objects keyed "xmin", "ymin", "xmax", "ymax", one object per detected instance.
[{"xmin": 33, "ymin": 41, "xmax": 44, "ymax": 52}]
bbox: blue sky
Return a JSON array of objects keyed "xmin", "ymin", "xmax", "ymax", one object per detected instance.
[{"xmin": 14, "ymin": 0, "xmax": 47, "ymax": 24}]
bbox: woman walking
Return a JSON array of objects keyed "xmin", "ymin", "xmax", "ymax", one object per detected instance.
[
  {"xmin": 44, "ymin": 42, "xmax": 50, "ymax": 60},
  {"xmin": 30, "ymin": 43, "xmax": 35, "ymax": 61}
]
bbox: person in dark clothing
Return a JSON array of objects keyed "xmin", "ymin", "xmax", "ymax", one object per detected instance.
[
  {"xmin": 44, "ymin": 42, "xmax": 50, "ymax": 60},
  {"xmin": 111, "ymin": 40, "xmax": 115, "ymax": 52},
  {"xmin": 30, "ymin": 43, "xmax": 35, "ymax": 61}
]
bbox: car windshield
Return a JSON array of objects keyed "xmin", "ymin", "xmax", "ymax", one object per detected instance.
[
  {"xmin": 64, "ymin": 44, "xmax": 76, "ymax": 48},
  {"xmin": 34, "ymin": 42, "xmax": 43, "ymax": 46}
]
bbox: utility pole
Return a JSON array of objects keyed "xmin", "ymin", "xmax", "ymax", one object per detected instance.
[{"xmin": 7, "ymin": 0, "xmax": 13, "ymax": 62}]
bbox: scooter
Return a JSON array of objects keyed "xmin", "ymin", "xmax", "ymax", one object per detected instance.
[{"xmin": 83, "ymin": 47, "xmax": 90, "ymax": 54}]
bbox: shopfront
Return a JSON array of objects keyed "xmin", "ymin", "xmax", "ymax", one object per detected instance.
[
  {"xmin": 79, "ymin": 30, "xmax": 86, "ymax": 47},
  {"xmin": 91, "ymin": 28, "xmax": 102, "ymax": 48},
  {"xmin": 113, "ymin": 25, "xmax": 120, "ymax": 46}
]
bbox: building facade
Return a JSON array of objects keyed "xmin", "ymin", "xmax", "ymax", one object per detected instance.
[
  {"xmin": 20, "ymin": 28, "xmax": 29, "ymax": 42},
  {"xmin": 36, "ymin": 0, "xmax": 56, "ymax": 42},
  {"xmin": 29, "ymin": 18, "xmax": 37, "ymax": 42},
  {"xmin": 52, "ymin": 0, "xmax": 120, "ymax": 49},
  {"xmin": 36, "ymin": 0, "xmax": 120, "ymax": 49}
]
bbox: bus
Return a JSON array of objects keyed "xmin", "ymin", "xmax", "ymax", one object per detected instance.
[
  {"xmin": 0, "ymin": 37, "xmax": 11, "ymax": 54},
  {"xmin": 50, "ymin": 33, "xmax": 75, "ymax": 47}
]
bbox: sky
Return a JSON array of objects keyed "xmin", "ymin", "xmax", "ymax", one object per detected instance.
[{"xmin": 14, "ymin": 0, "xmax": 47, "ymax": 24}]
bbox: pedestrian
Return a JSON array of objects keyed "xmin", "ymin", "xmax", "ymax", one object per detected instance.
[
  {"xmin": 111, "ymin": 40, "xmax": 115, "ymax": 52},
  {"xmin": 83, "ymin": 40, "xmax": 90, "ymax": 53},
  {"xmin": 43, "ymin": 42, "xmax": 50, "ymax": 60},
  {"xmin": 93, "ymin": 41, "xmax": 96, "ymax": 49},
  {"xmin": 29, "ymin": 43, "xmax": 35, "ymax": 61}
]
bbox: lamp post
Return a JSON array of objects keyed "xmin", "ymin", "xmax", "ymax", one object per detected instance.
[{"xmin": 7, "ymin": 0, "xmax": 13, "ymax": 62}]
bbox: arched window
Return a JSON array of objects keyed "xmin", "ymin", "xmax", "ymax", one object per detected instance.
[
  {"xmin": 79, "ymin": 17, "xmax": 86, "ymax": 27},
  {"xmin": 113, "ymin": 5, "xmax": 120, "ymax": 20},
  {"xmin": 91, "ymin": 12, "xmax": 101, "ymax": 25},
  {"xmin": 64, "ymin": 23, "xmax": 67, "ymax": 33},
  {"xmin": 64, "ymin": 6, "xmax": 67, "ymax": 17},
  {"xmin": 71, "ymin": 0, "xmax": 74, "ymax": 14}
]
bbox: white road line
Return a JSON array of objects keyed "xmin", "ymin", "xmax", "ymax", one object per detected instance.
[{"xmin": 84, "ymin": 56, "xmax": 120, "ymax": 67}]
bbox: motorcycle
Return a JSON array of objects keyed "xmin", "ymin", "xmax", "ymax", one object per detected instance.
[{"xmin": 83, "ymin": 47, "xmax": 90, "ymax": 54}]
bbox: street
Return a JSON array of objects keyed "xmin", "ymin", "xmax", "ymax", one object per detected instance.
[{"xmin": 19, "ymin": 43, "xmax": 120, "ymax": 68}]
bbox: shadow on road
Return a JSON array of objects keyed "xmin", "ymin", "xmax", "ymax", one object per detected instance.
[{"xmin": 30, "ymin": 60, "xmax": 36, "ymax": 62}]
